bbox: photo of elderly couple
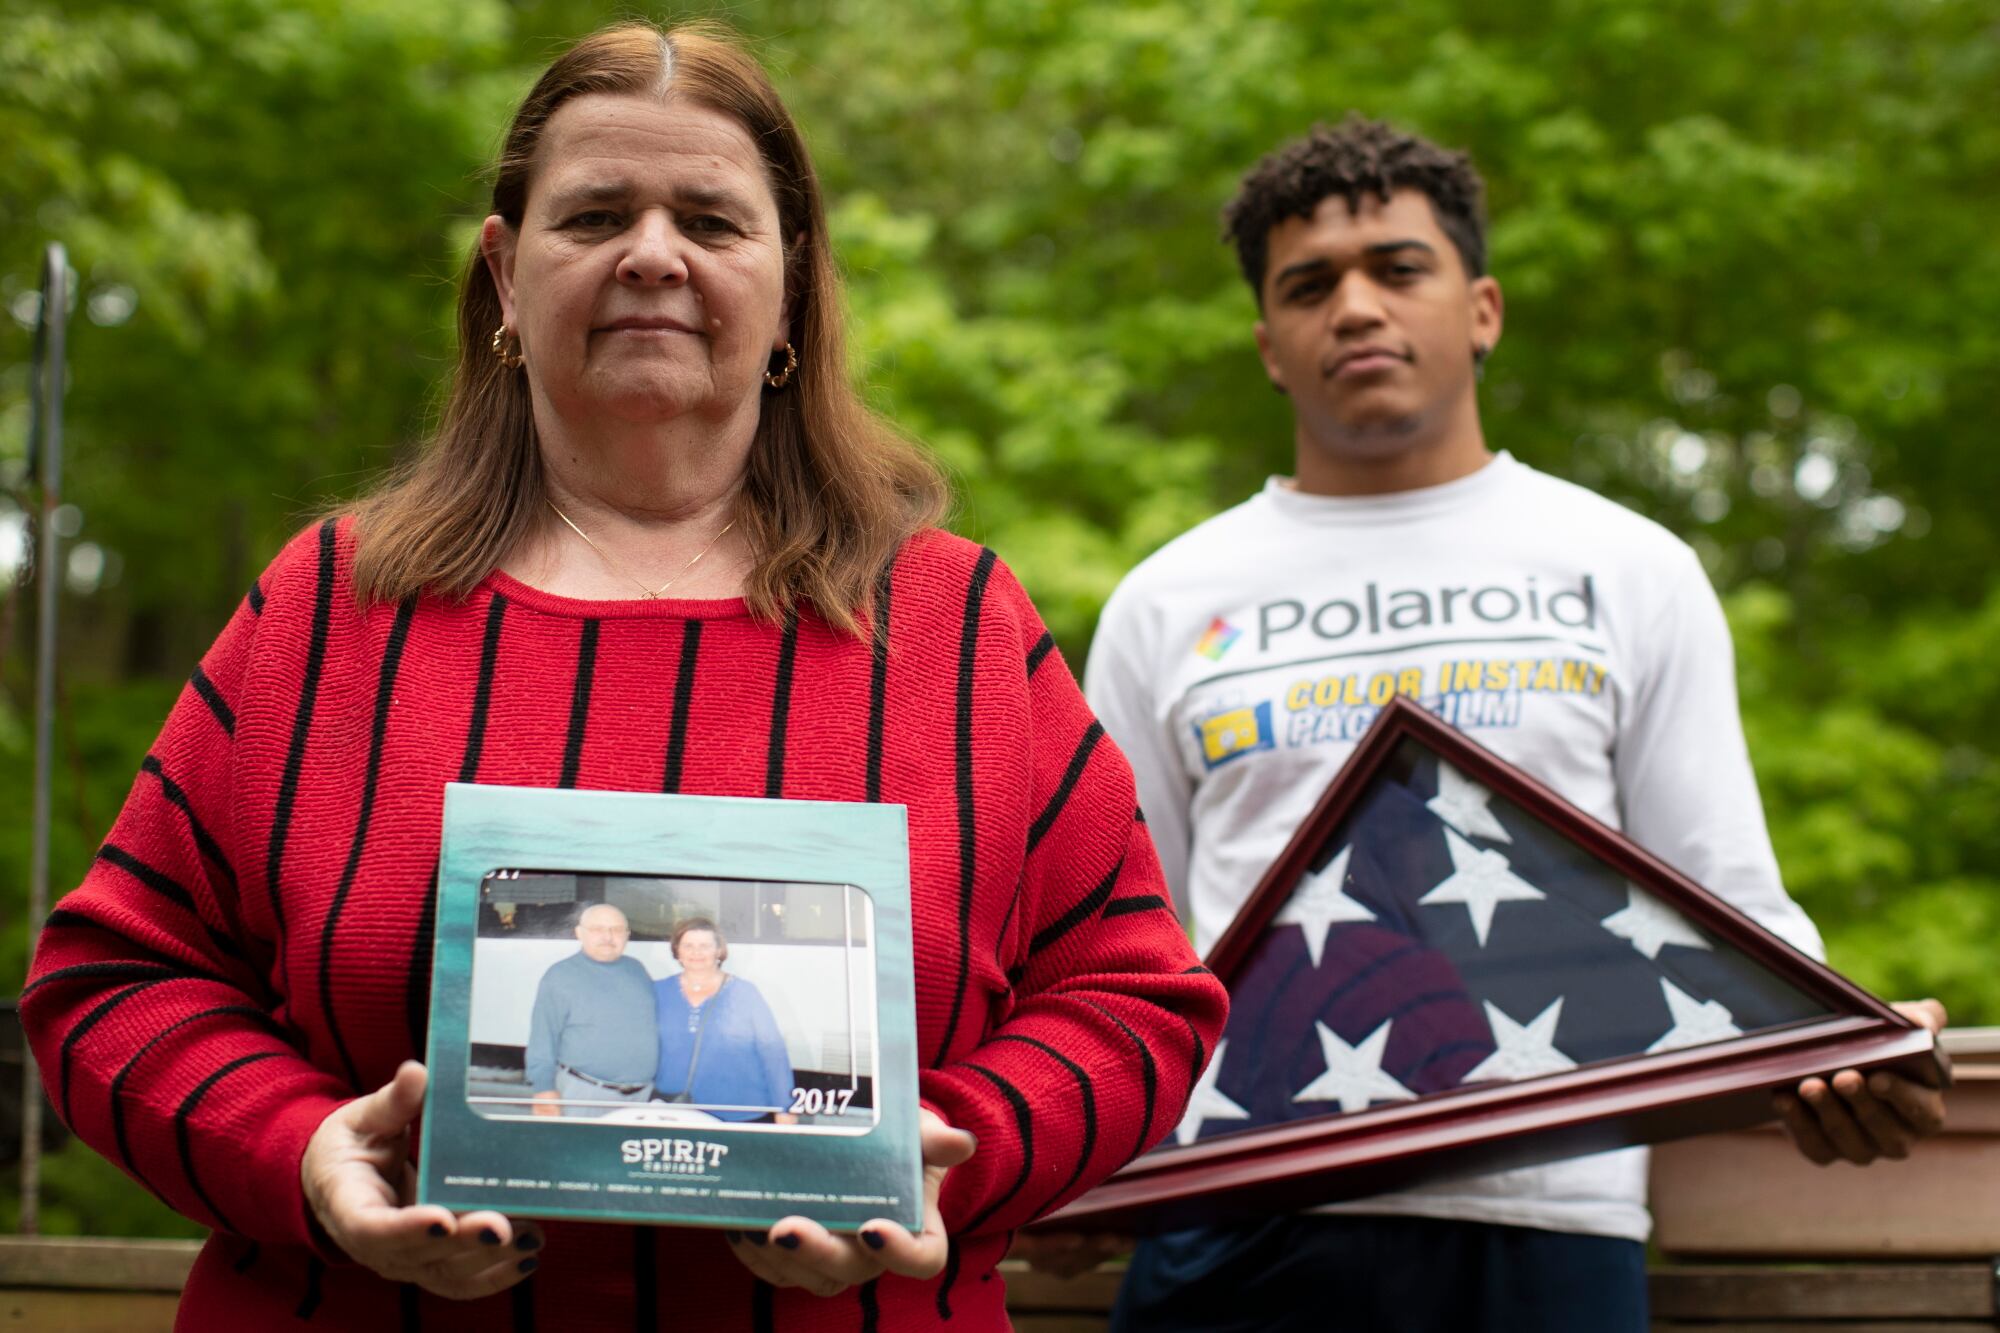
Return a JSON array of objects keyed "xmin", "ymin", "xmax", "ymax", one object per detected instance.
[{"xmin": 465, "ymin": 873, "xmax": 875, "ymax": 1130}]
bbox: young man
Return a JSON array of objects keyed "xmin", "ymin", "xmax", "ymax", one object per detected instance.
[{"xmin": 1082, "ymin": 116, "xmax": 1944, "ymax": 1332}]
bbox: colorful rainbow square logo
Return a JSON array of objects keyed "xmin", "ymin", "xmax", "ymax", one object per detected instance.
[{"xmin": 1195, "ymin": 617, "xmax": 1242, "ymax": 661}]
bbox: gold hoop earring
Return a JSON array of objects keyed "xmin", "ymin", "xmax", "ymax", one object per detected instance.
[
  {"xmin": 764, "ymin": 342, "xmax": 798, "ymax": 390},
  {"xmin": 491, "ymin": 323, "xmax": 524, "ymax": 370}
]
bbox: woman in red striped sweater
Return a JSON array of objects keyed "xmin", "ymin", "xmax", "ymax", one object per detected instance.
[{"xmin": 21, "ymin": 20, "xmax": 1226, "ymax": 1332}]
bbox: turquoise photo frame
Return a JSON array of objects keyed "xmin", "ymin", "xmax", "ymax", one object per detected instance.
[{"xmin": 418, "ymin": 783, "xmax": 922, "ymax": 1232}]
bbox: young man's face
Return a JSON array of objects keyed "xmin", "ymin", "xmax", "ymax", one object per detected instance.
[{"xmin": 1254, "ymin": 188, "xmax": 1501, "ymax": 458}]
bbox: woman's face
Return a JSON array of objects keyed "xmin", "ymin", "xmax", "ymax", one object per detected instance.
[
  {"xmin": 483, "ymin": 93, "xmax": 790, "ymax": 431},
  {"xmin": 677, "ymin": 929, "xmax": 722, "ymax": 973}
]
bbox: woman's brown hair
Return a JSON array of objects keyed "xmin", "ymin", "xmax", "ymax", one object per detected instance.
[
  {"xmin": 346, "ymin": 20, "xmax": 947, "ymax": 632},
  {"xmin": 670, "ymin": 916, "xmax": 726, "ymax": 964}
]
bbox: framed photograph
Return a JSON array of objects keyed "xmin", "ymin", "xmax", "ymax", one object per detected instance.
[
  {"xmin": 419, "ymin": 784, "xmax": 922, "ymax": 1232},
  {"xmin": 1039, "ymin": 697, "xmax": 1942, "ymax": 1233}
]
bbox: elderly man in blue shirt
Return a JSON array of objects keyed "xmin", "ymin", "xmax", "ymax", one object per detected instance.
[{"xmin": 527, "ymin": 902, "xmax": 660, "ymax": 1117}]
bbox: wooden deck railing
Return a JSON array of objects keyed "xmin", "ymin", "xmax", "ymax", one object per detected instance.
[{"xmin": 5, "ymin": 1240, "xmax": 1997, "ymax": 1331}]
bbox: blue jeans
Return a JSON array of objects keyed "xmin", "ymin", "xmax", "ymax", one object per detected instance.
[{"xmin": 1111, "ymin": 1214, "xmax": 1647, "ymax": 1333}]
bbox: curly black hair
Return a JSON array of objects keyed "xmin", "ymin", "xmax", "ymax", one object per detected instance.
[{"xmin": 1224, "ymin": 114, "xmax": 1487, "ymax": 302}]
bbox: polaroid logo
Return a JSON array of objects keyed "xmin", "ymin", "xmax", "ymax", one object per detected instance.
[
  {"xmin": 1255, "ymin": 576, "xmax": 1597, "ymax": 651},
  {"xmin": 1193, "ymin": 617, "xmax": 1243, "ymax": 661},
  {"xmin": 620, "ymin": 1139, "xmax": 731, "ymax": 1175}
]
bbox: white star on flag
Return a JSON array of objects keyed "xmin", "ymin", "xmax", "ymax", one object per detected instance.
[
  {"xmin": 1293, "ymin": 1020, "xmax": 1417, "ymax": 1114},
  {"xmin": 1272, "ymin": 844, "xmax": 1374, "ymax": 967},
  {"xmin": 1419, "ymin": 828, "xmax": 1546, "ymax": 946},
  {"xmin": 1600, "ymin": 884, "xmax": 1710, "ymax": 960},
  {"xmin": 1426, "ymin": 760, "xmax": 1513, "ymax": 843},
  {"xmin": 1646, "ymin": 978, "xmax": 1743, "ymax": 1053},
  {"xmin": 1462, "ymin": 997, "xmax": 1577, "ymax": 1083},
  {"xmin": 1172, "ymin": 1038, "xmax": 1252, "ymax": 1146}
]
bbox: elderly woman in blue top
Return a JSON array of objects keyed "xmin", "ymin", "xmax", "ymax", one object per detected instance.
[{"xmin": 654, "ymin": 917, "xmax": 796, "ymax": 1123}]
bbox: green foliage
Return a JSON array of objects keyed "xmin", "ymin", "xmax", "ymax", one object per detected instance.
[
  {"xmin": 0, "ymin": 1143, "xmax": 206, "ymax": 1239},
  {"xmin": 0, "ymin": 678, "xmax": 180, "ymax": 995},
  {"xmin": 1731, "ymin": 583, "xmax": 2000, "ymax": 1020},
  {"xmin": 3, "ymin": 0, "xmax": 1995, "ymax": 1238}
]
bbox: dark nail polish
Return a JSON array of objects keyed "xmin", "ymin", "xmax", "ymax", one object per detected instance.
[
  {"xmin": 479, "ymin": 1228, "xmax": 501, "ymax": 1246},
  {"xmin": 427, "ymin": 1223, "xmax": 447, "ymax": 1238},
  {"xmin": 776, "ymin": 1233, "xmax": 801, "ymax": 1251},
  {"xmin": 860, "ymin": 1229, "xmax": 885, "ymax": 1251},
  {"xmin": 517, "ymin": 1257, "xmax": 538, "ymax": 1275},
  {"xmin": 748, "ymin": 1232, "xmax": 766, "ymax": 1246},
  {"xmin": 514, "ymin": 1232, "xmax": 541, "ymax": 1252},
  {"xmin": 723, "ymin": 1230, "xmax": 743, "ymax": 1244}
]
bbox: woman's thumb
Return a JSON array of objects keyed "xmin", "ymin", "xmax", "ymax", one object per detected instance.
[
  {"xmin": 350, "ymin": 1060, "xmax": 428, "ymax": 1136},
  {"xmin": 920, "ymin": 1118, "xmax": 977, "ymax": 1170}
]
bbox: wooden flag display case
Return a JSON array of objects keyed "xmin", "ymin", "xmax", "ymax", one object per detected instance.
[{"xmin": 1041, "ymin": 698, "xmax": 1941, "ymax": 1233}]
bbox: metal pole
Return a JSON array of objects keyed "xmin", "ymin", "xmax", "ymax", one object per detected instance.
[{"xmin": 20, "ymin": 242, "xmax": 69, "ymax": 1236}]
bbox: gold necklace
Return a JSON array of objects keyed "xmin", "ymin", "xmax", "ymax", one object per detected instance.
[{"xmin": 547, "ymin": 500, "xmax": 736, "ymax": 599}]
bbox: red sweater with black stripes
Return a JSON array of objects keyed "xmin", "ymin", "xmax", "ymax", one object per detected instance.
[{"xmin": 22, "ymin": 520, "xmax": 1227, "ymax": 1332}]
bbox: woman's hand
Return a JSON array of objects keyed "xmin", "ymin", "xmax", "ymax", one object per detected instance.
[
  {"xmin": 301, "ymin": 1061, "xmax": 544, "ymax": 1300},
  {"xmin": 725, "ymin": 1107, "xmax": 975, "ymax": 1297}
]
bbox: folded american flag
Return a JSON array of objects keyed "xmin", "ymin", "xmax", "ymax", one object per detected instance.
[{"xmin": 1176, "ymin": 739, "xmax": 1829, "ymax": 1146}]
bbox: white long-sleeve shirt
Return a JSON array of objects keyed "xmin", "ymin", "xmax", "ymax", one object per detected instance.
[{"xmin": 1084, "ymin": 451, "xmax": 1821, "ymax": 1241}]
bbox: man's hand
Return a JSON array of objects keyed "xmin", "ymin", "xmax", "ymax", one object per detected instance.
[
  {"xmin": 302, "ymin": 1061, "xmax": 545, "ymax": 1299},
  {"xmin": 1009, "ymin": 1230, "xmax": 1132, "ymax": 1278},
  {"xmin": 725, "ymin": 1108, "xmax": 975, "ymax": 1297},
  {"xmin": 531, "ymin": 1090, "xmax": 562, "ymax": 1118},
  {"xmin": 1774, "ymin": 999, "xmax": 1948, "ymax": 1165}
]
